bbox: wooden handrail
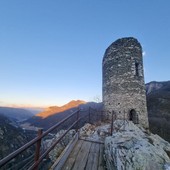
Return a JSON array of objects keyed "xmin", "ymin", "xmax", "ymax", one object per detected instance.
[
  {"xmin": 0, "ymin": 109, "xmax": 80, "ymax": 168},
  {"xmin": 28, "ymin": 118, "xmax": 81, "ymax": 170},
  {"xmin": 0, "ymin": 107, "xmax": 111, "ymax": 169}
]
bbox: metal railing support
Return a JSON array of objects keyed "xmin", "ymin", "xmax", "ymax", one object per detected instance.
[
  {"xmin": 0, "ymin": 110, "xmax": 79, "ymax": 168},
  {"xmin": 76, "ymin": 110, "xmax": 79, "ymax": 138},
  {"xmin": 28, "ymin": 119, "xmax": 80, "ymax": 170},
  {"xmin": 0, "ymin": 108, "xmax": 112, "ymax": 169},
  {"xmin": 34, "ymin": 128, "xmax": 43, "ymax": 170}
]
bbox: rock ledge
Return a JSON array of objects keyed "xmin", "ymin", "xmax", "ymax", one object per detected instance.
[{"xmin": 105, "ymin": 120, "xmax": 170, "ymax": 170}]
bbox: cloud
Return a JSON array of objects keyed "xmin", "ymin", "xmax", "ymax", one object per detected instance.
[{"xmin": 142, "ymin": 51, "xmax": 146, "ymax": 57}]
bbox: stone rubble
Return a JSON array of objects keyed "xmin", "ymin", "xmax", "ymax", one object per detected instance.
[{"xmin": 79, "ymin": 123, "xmax": 110, "ymax": 141}]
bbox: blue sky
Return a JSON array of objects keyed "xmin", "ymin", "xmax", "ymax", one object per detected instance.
[{"xmin": 0, "ymin": 0, "xmax": 170, "ymax": 107}]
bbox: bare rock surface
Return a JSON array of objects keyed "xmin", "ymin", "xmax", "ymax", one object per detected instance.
[{"xmin": 105, "ymin": 120, "xmax": 170, "ymax": 170}]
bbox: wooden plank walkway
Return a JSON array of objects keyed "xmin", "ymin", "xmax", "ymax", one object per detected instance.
[{"xmin": 61, "ymin": 140, "xmax": 106, "ymax": 170}]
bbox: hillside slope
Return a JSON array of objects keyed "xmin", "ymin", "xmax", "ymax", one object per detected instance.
[
  {"xmin": 0, "ymin": 114, "xmax": 36, "ymax": 169},
  {"xmin": 146, "ymin": 81, "xmax": 170, "ymax": 142}
]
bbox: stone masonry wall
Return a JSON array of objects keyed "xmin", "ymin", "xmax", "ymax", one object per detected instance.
[{"xmin": 102, "ymin": 37, "xmax": 149, "ymax": 128}]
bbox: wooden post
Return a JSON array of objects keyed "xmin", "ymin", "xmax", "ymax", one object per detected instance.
[
  {"xmin": 76, "ymin": 110, "xmax": 79, "ymax": 131},
  {"xmin": 34, "ymin": 128, "xmax": 43, "ymax": 170}
]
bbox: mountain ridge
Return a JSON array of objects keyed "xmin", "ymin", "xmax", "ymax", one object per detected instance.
[
  {"xmin": 146, "ymin": 80, "xmax": 170, "ymax": 94},
  {"xmin": 24, "ymin": 101, "xmax": 102, "ymax": 130},
  {"xmin": 36, "ymin": 100, "xmax": 86, "ymax": 118}
]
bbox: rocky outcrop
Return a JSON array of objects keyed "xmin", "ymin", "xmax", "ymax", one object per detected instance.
[
  {"xmin": 105, "ymin": 120, "xmax": 170, "ymax": 170},
  {"xmin": 42, "ymin": 120, "xmax": 170, "ymax": 170},
  {"xmin": 146, "ymin": 81, "xmax": 166, "ymax": 94}
]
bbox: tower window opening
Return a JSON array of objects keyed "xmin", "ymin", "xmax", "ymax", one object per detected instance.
[{"xmin": 135, "ymin": 63, "xmax": 139, "ymax": 76}]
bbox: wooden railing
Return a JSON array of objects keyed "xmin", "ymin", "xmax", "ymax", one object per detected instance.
[
  {"xmin": 0, "ymin": 107, "xmax": 115, "ymax": 169},
  {"xmin": 0, "ymin": 110, "xmax": 80, "ymax": 169}
]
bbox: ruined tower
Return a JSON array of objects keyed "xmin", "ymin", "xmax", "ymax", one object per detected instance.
[{"xmin": 102, "ymin": 37, "xmax": 149, "ymax": 128}]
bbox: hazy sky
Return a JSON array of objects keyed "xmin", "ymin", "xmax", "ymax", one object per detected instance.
[{"xmin": 0, "ymin": 1, "xmax": 170, "ymax": 107}]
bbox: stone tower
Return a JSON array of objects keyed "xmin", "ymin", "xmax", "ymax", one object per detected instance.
[{"xmin": 102, "ymin": 37, "xmax": 149, "ymax": 128}]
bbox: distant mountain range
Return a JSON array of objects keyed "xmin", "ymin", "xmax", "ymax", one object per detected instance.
[
  {"xmin": 0, "ymin": 100, "xmax": 102, "ymax": 168},
  {"xmin": 0, "ymin": 107, "xmax": 35, "ymax": 122},
  {"xmin": 24, "ymin": 100, "xmax": 102, "ymax": 130},
  {"xmin": 0, "ymin": 80, "xmax": 169, "ymax": 169},
  {"xmin": 21, "ymin": 107, "xmax": 44, "ymax": 115},
  {"xmin": 1, "ymin": 81, "xmax": 170, "ymax": 142},
  {"xmin": 26, "ymin": 81, "xmax": 170, "ymax": 142}
]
